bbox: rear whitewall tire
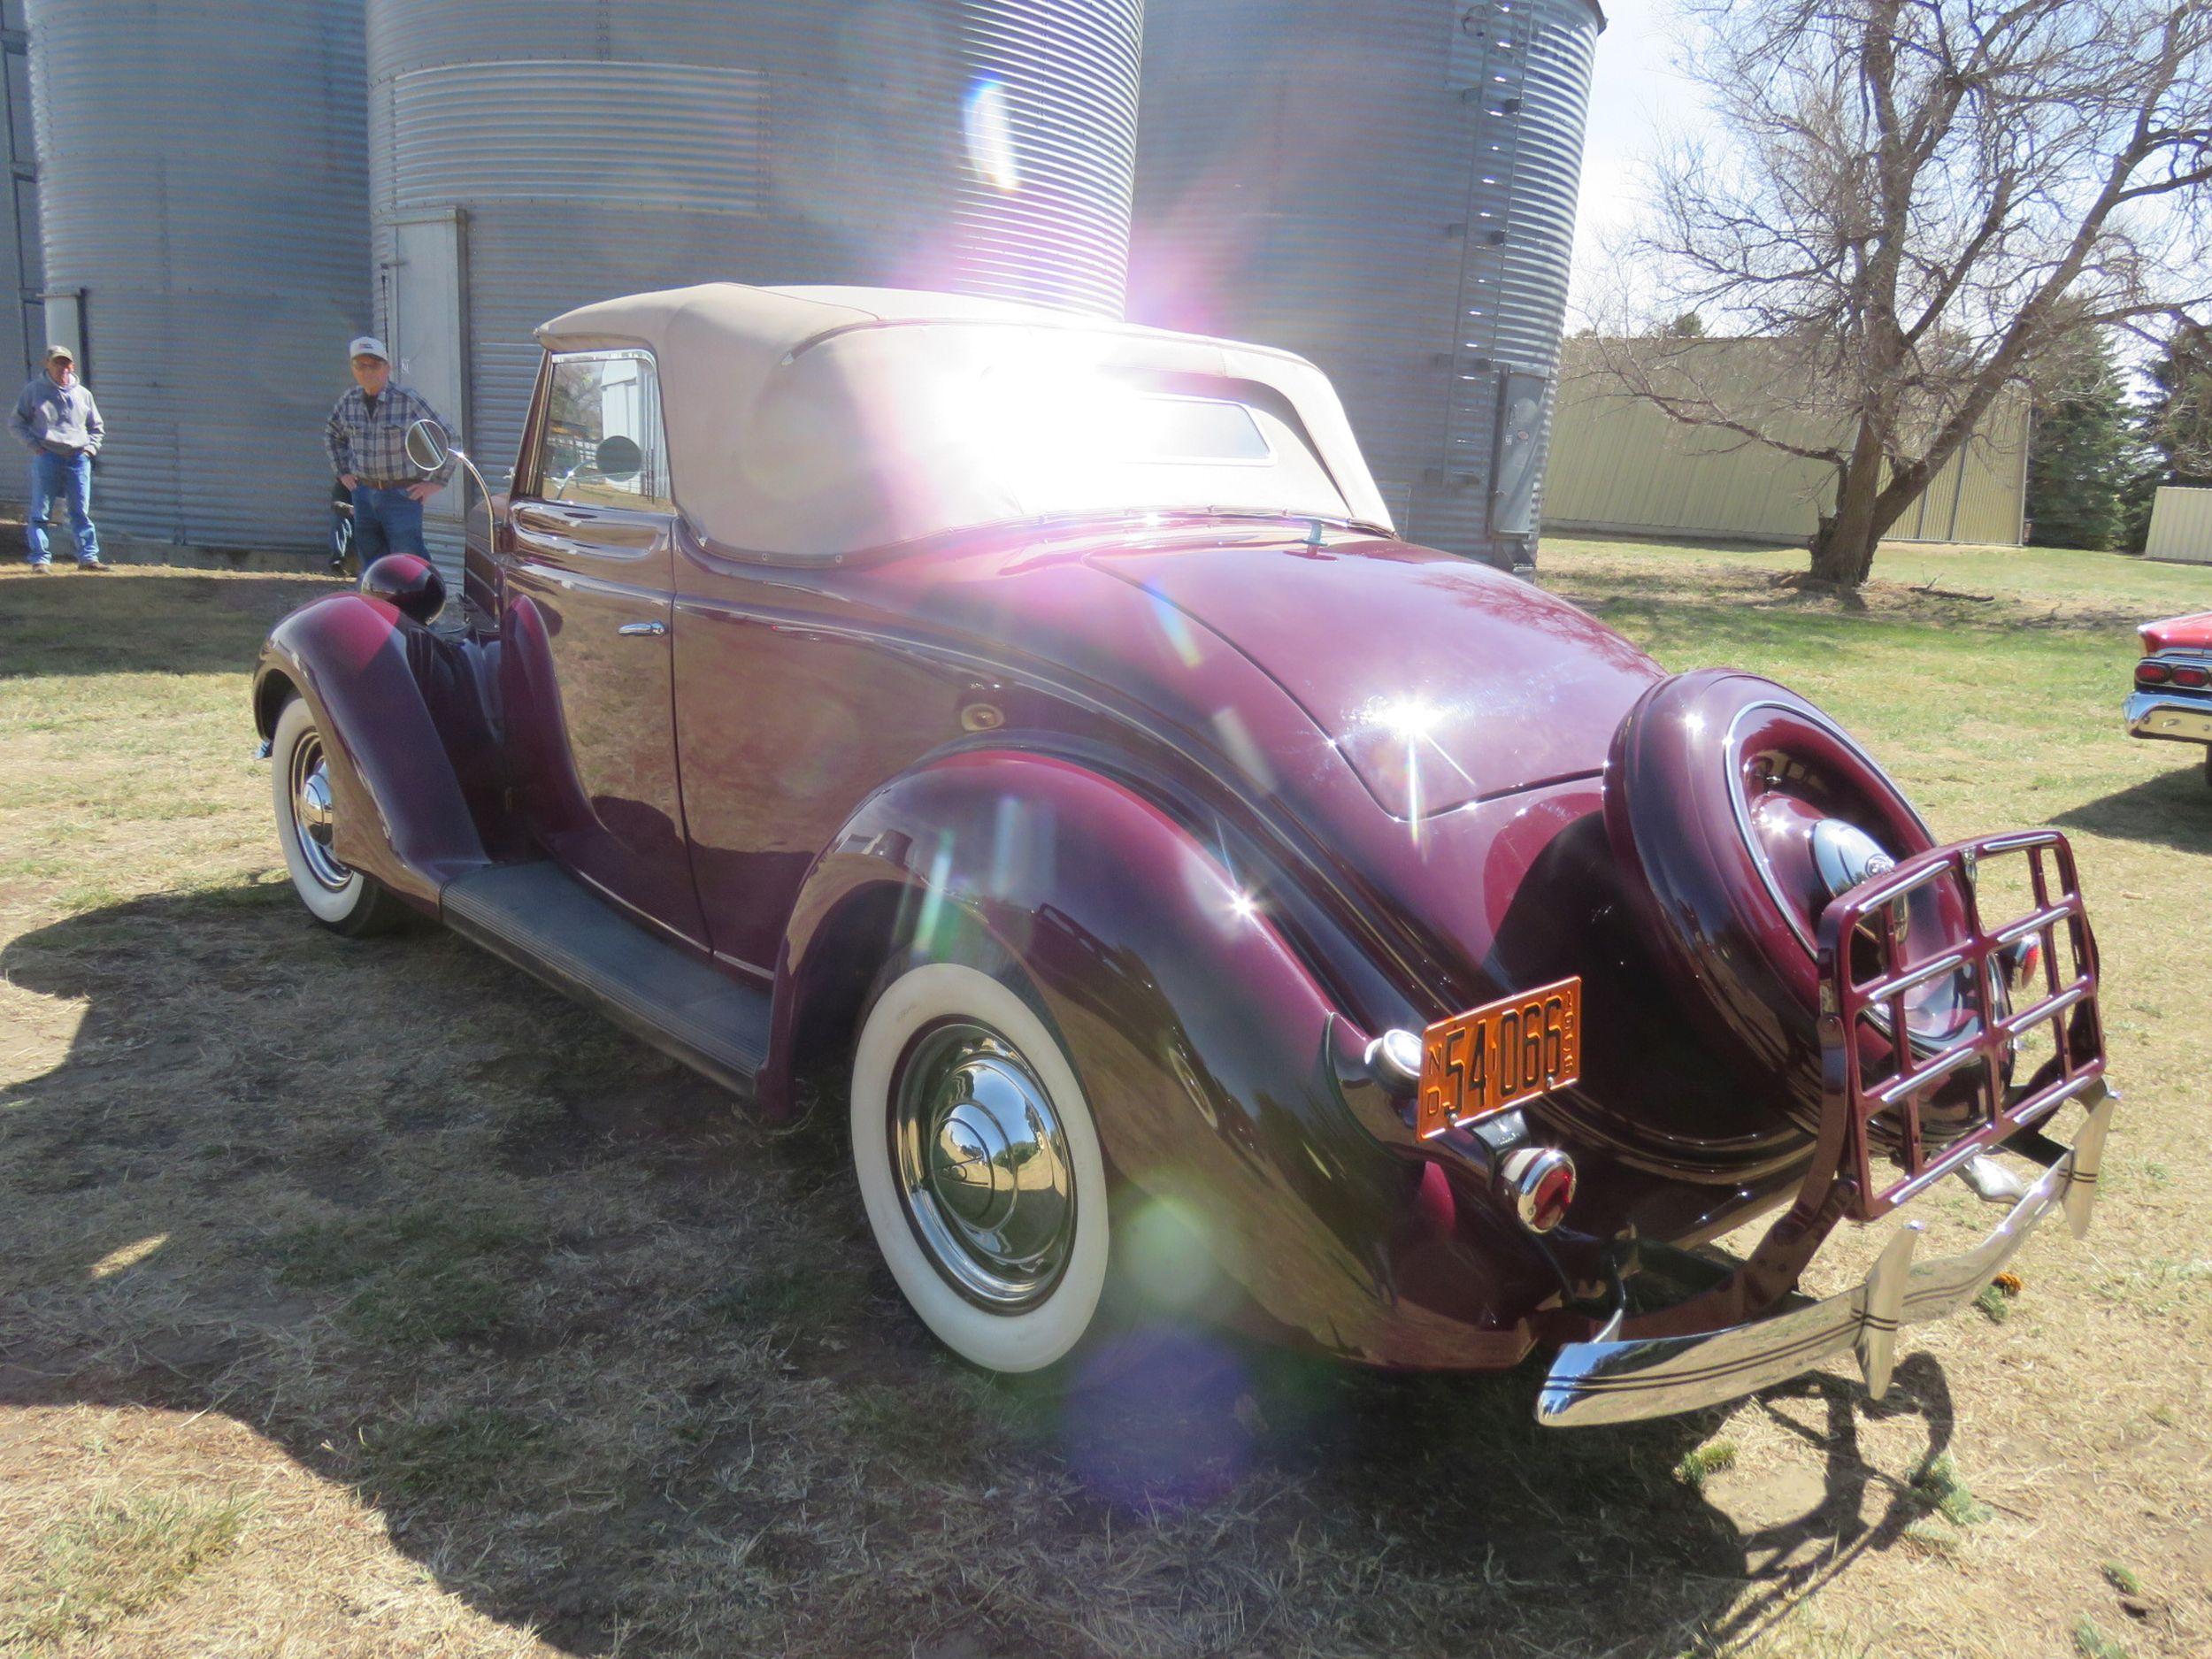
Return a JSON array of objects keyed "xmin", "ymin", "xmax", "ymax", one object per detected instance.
[
  {"xmin": 270, "ymin": 695, "xmax": 409, "ymax": 937},
  {"xmin": 851, "ymin": 961, "xmax": 1110, "ymax": 1373}
]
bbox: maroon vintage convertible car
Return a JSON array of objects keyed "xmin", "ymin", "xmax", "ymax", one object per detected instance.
[{"xmin": 254, "ymin": 284, "xmax": 2115, "ymax": 1425}]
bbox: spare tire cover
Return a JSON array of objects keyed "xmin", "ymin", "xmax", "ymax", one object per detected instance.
[{"xmin": 1603, "ymin": 669, "xmax": 1947, "ymax": 1132}]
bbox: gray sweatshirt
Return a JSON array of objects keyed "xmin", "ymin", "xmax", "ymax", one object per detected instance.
[{"xmin": 11, "ymin": 372, "xmax": 104, "ymax": 457}]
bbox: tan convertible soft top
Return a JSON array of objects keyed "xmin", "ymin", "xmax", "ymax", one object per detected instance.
[{"xmin": 534, "ymin": 283, "xmax": 1392, "ymax": 559}]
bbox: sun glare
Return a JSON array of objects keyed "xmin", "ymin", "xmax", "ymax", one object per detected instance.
[{"xmin": 1372, "ymin": 698, "xmax": 1444, "ymax": 740}]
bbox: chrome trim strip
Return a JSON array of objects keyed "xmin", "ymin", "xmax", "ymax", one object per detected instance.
[
  {"xmin": 1537, "ymin": 1087, "xmax": 2114, "ymax": 1427},
  {"xmin": 1870, "ymin": 1040, "xmax": 1983, "ymax": 1108},
  {"xmin": 1858, "ymin": 947, "xmax": 1970, "ymax": 1005},
  {"xmin": 1992, "ymin": 902, "xmax": 2076, "ymax": 949},
  {"xmin": 1996, "ymin": 979, "xmax": 2090, "ymax": 1039}
]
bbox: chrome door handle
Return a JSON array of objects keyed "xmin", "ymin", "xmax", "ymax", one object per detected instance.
[{"xmin": 617, "ymin": 620, "xmax": 667, "ymax": 637}]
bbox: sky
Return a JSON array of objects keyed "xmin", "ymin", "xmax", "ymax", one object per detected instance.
[
  {"xmin": 1562, "ymin": 2, "xmax": 2193, "ymax": 367},
  {"xmin": 1567, "ymin": 0, "xmax": 1705, "ymax": 315}
]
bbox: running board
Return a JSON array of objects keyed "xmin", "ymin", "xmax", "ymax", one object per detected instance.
[{"xmin": 442, "ymin": 862, "xmax": 770, "ymax": 1099}]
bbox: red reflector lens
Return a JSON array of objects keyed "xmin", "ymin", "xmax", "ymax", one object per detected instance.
[
  {"xmin": 1502, "ymin": 1148, "xmax": 1578, "ymax": 1233},
  {"xmin": 2137, "ymin": 661, "xmax": 2173, "ymax": 686},
  {"xmin": 2173, "ymin": 665, "xmax": 2210, "ymax": 689},
  {"xmin": 1529, "ymin": 1164, "xmax": 1576, "ymax": 1232}
]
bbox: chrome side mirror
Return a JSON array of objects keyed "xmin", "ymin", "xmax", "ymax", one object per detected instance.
[
  {"xmin": 397, "ymin": 418, "xmax": 495, "ymax": 625},
  {"xmin": 405, "ymin": 418, "xmax": 450, "ymax": 472}
]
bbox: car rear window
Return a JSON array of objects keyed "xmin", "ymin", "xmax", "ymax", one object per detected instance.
[{"xmin": 1117, "ymin": 394, "xmax": 1271, "ymax": 464}]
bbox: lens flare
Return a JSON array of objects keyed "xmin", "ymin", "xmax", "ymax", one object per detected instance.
[
  {"xmin": 1063, "ymin": 1325, "xmax": 1255, "ymax": 1507},
  {"xmin": 963, "ymin": 79, "xmax": 1021, "ymax": 193}
]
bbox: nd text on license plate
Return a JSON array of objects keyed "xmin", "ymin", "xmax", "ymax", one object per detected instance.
[{"xmin": 1416, "ymin": 975, "xmax": 1582, "ymax": 1139}]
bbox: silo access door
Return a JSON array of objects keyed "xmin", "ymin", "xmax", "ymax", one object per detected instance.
[{"xmin": 388, "ymin": 209, "xmax": 469, "ymax": 591}]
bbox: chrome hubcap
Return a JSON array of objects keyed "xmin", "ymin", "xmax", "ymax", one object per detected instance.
[
  {"xmin": 1809, "ymin": 817, "xmax": 1893, "ymax": 900},
  {"xmin": 892, "ymin": 1020, "xmax": 1075, "ymax": 1310},
  {"xmin": 288, "ymin": 733, "xmax": 350, "ymax": 891}
]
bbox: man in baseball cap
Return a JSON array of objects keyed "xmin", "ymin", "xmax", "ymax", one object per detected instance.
[
  {"xmin": 324, "ymin": 334, "xmax": 454, "ymax": 573},
  {"xmin": 10, "ymin": 343, "xmax": 105, "ymax": 571}
]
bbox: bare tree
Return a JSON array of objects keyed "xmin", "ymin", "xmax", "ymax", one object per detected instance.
[{"xmin": 1600, "ymin": 0, "xmax": 2212, "ymax": 588}]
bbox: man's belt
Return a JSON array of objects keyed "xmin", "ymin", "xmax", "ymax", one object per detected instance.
[{"xmin": 356, "ymin": 477, "xmax": 419, "ymax": 490}]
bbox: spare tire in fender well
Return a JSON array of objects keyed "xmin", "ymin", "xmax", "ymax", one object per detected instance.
[{"xmin": 1602, "ymin": 668, "xmax": 1939, "ymax": 1130}]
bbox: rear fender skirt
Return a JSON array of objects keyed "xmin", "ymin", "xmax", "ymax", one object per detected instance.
[
  {"xmin": 772, "ymin": 748, "xmax": 1551, "ymax": 1364},
  {"xmin": 255, "ymin": 592, "xmax": 498, "ymax": 908}
]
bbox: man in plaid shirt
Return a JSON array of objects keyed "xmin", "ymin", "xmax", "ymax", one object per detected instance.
[{"xmin": 325, "ymin": 334, "xmax": 455, "ymax": 570}]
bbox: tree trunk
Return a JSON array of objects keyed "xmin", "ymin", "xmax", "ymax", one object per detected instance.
[{"xmin": 1808, "ymin": 423, "xmax": 1888, "ymax": 587}]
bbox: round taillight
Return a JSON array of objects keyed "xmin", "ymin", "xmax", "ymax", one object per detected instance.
[
  {"xmin": 2173, "ymin": 664, "xmax": 2211, "ymax": 689},
  {"xmin": 1499, "ymin": 1147, "xmax": 1577, "ymax": 1233},
  {"xmin": 2137, "ymin": 660, "xmax": 2173, "ymax": 687}
]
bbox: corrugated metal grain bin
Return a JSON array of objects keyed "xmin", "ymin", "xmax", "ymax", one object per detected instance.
[
  {"xmin": 368, "ymin": 0, "xmax": 1142, "ymax": 580},
  {"xmin": 25, "ymin": 0, "xmax": 368, "ymax": 549},
  {"xmin": 1128, "ymin": 0, "xmax": 1603, "ymax": 568},
  {"xmin": 1542, "ymin": 338, "xmax": 2030, "ymax": 547},
  {"xmin": 1, "ymin": 0, "xmax": 42, "ymax": 406},
  {"xmin": 2145, "ymin": 486, "xmax": 2212, "ymax": 565}
]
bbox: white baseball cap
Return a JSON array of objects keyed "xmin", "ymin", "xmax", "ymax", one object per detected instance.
[{"xmin": 348, "ymin": 335, "xmax": 389, "ymax": 362}]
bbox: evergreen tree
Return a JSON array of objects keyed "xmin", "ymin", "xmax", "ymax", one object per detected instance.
[{"xmin": 2025, "ymin": 331, "xmax": 2144, "ymax": 552}]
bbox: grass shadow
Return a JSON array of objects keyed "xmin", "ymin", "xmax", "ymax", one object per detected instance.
[
  {"xmin": 2052, "ymin": 762, "xmax": 2212, "ymax": 854},
  {"xmin": 2, "ymin": 887, "xmax": 1963, "ymax": 1657}
]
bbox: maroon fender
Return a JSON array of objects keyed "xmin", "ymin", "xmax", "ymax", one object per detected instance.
[
  {"xmin": 253, "ymin": 591, "xmax": 498, "ymax": 909},
  {"xmin": 768, "ymin": 748, "xmax": 1556, "ymax": 1367},
  {"xmin": 1604, "ymin": 670, "xmax": 1940, "ymax": 1129}
]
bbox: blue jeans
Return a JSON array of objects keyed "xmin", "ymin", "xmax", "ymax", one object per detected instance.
[
  {"xmin": 351, "ymin": 484, "xmax": 426, "ymax": 566},
  {"xmin": 27, "ymin": 449, "xmax": 98, "ymax": 565}
]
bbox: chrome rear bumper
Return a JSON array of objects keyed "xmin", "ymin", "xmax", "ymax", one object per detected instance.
[
  {"xmin": 2125, "ymin": 691, "xmax": 2212, "ymax": 745},
  {"xmin": 1538, "ymin": 1087, "xmax": 2114, "ymax": 1427}
]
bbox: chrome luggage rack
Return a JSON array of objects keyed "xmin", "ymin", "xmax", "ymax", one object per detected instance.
[{"xmin": 1539, "ymin": 829, "xmax": 2111, "ymax": 1427}]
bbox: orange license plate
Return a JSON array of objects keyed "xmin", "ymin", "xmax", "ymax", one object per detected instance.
[{"xmin": 1417, "ymin": 975, "xmax": 1583, "ymax": 1138}]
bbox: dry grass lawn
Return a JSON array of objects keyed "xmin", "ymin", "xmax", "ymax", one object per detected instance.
[{"xmin": 3, "ymin": 536, "xmax": 2209, "ymax": 1658}]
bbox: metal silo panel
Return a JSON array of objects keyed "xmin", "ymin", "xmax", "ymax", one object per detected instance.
[
  {"xmin": 1, "ymin": 0, "xmax": 41, "ymax": 410},
  {"xmin": 26, "ymin": 0, "xmax": 367, "ymax": 550},
  {"xmin": 367, "ymin": 0, "xmax": 1141, "ymax": 585},
  {"xmin": 1130, "ymin": 0, "xmax": 1601, "ymax": 568},
  {"xmin": 954, "ymin": 0, "xmax": 1141, "ymax": 315}
]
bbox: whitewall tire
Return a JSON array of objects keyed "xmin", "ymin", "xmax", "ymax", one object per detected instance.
[
  {"xmin": 270, "ymin": 695, "xmax": 409, "ymax": 937},
  {"xmin": 851, "ymin": 961, "xmax": 1110, "ymax": 1373}
]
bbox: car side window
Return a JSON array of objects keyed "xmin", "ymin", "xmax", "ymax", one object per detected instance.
[{"xmin": 538, "ymin": 349, "xmax": 674, "ymax": 512}]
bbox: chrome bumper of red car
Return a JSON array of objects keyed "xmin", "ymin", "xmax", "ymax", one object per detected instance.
[
  {"xmin": 1537, "ymin": 1082, "xmax": 2112, "ymax": 1427},
  {"xmin": 2125, "ymin": 690, "xmax": 2212, "ymax": 745}
]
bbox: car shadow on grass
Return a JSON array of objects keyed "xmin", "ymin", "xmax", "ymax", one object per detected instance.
[
  {"xmin": 1, "ymin": 887, "xmax": 1970, "ymax": 1658},
  {"xmin": 2052, "ymin": 762, "xmax": 2212, "ymax": 854}
]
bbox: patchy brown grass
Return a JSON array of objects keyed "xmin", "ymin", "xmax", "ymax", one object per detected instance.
[
  {"xmin": 1, "ymin": 1488, "xmax": 252, "ymax": 1647},
  {"xmin": 3, "ymin": 546, "xmax": 2210, "ymax": 1657}
]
